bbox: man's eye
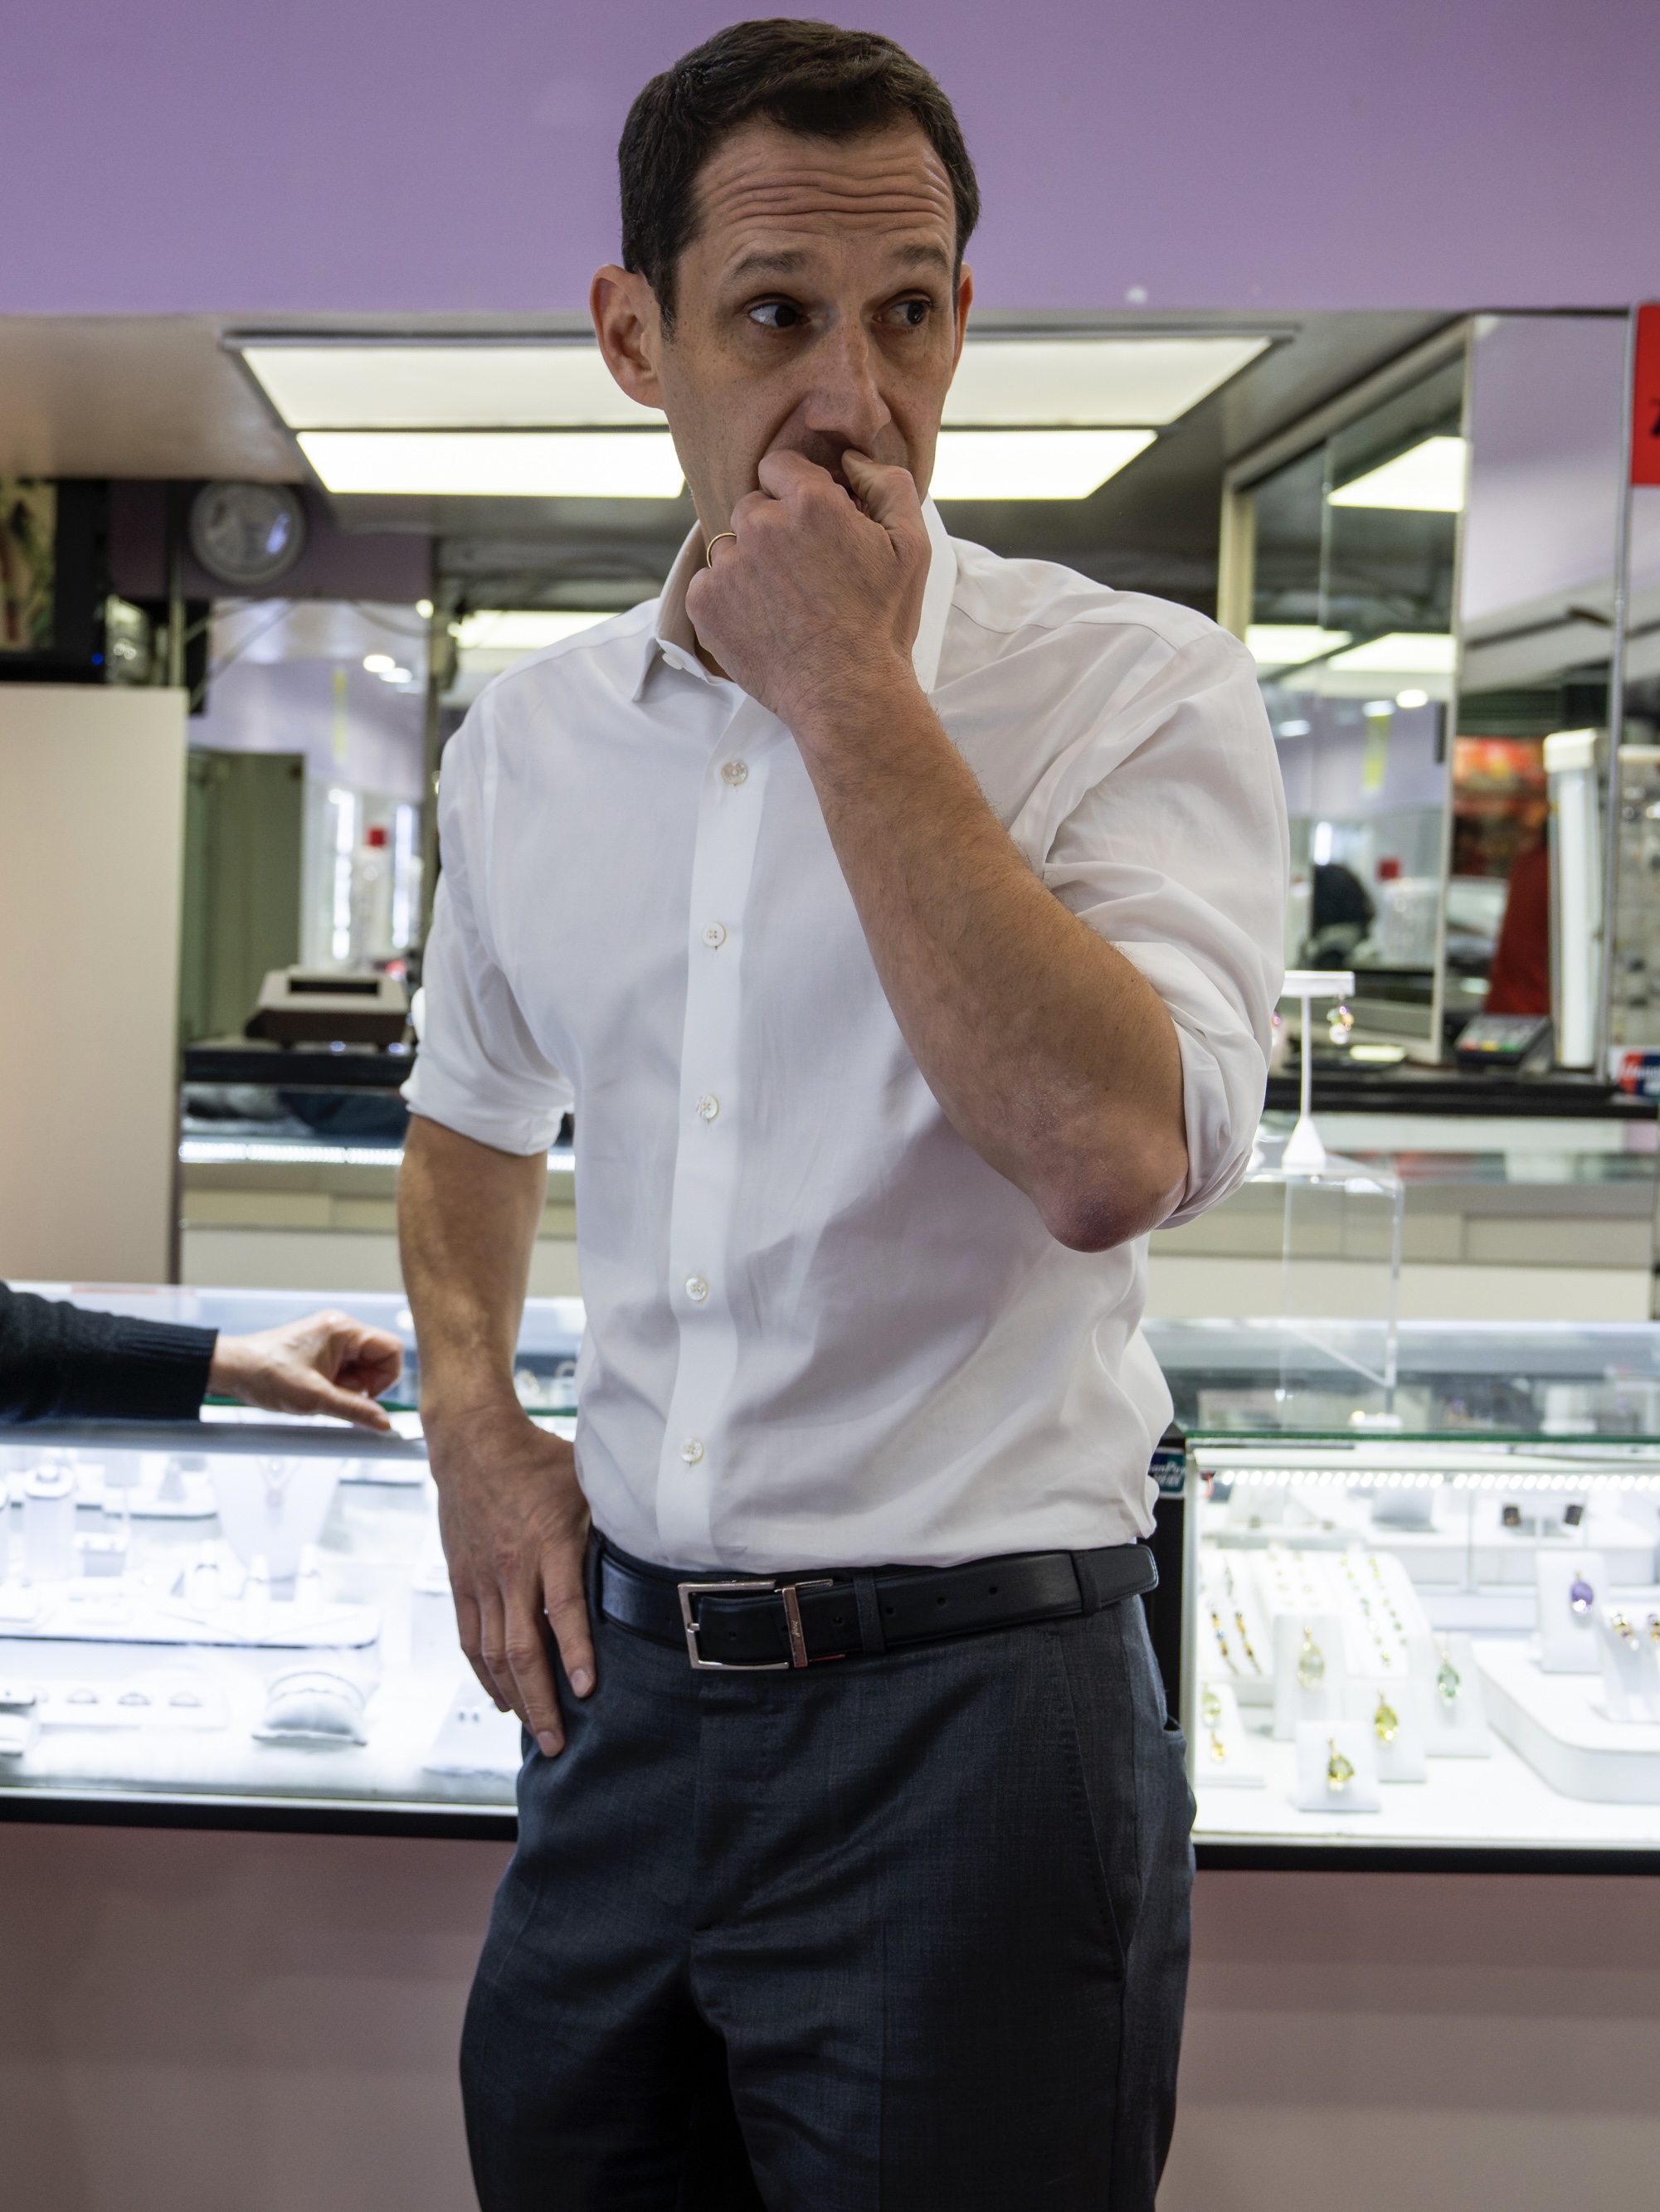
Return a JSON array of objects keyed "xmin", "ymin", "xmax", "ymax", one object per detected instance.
[
  {"xmin": 747, "ymin": 302, "xmax": 803, "ymax": 331},
  {"xmin": 892, "ymin": 299, "xmax": 930, "ymax": 328}
]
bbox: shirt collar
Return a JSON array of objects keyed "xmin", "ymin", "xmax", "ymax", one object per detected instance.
[{"xmin": 632, "ymin": 496, "xmax": 957, "ymax": 703}]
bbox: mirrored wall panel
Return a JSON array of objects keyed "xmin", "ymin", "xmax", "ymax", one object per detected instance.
[{"xmin": 1234, "ymin": 345, "xmax": 1467, "ymax": 1049}]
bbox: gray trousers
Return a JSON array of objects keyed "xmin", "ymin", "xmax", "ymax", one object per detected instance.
[{"xmin": 461, "ymin": 1563, "xmax": 1195, "ymax": 2211}]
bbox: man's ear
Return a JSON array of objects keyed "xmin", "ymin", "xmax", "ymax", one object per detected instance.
[
  {"xmin": 952, "ymin": 264, "xmax": 974, "ymax": 372},
  {"xmin": 591, "ymin": 265, "xmax": 667, "ymax": 410}
]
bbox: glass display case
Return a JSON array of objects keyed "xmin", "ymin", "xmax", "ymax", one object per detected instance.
[
  {"xmin": 0, "ymin": 1285, "xmax": 585, "ymax": 1832},
  {"xmin": 0, "ymin": 1419, "xmax": 519, "ymax": 1829},
  {"xmin": 1156, "ymin": 1314, "xmax": 1660, "ymax": 1860},
  {"xmin": 12, "ymin": 1287, "xmax": 1660, "ymax": 1863}
]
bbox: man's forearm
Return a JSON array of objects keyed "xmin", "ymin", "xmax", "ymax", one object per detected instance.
[
  {"xmin": 397, "ymin": 1116, "xmax": 548, "ymax": 1432},
  {"xmin": 793, "ymin": 670, "xmax": 1188, "ymax": 1252}
]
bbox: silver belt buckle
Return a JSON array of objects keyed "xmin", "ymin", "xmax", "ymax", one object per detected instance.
[{"xmin": 677, "ymin": 1578, "xmax": 832, "ymax": 1671}]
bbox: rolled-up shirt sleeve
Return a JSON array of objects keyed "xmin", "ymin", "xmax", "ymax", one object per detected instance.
[
  {"xmin": 1026, "ymin": 623, "xmax": 1287, "ymax": 1226},
  {"xmin": 402, "ymin": 705, "xmax": 573, "ymax": 1155}
]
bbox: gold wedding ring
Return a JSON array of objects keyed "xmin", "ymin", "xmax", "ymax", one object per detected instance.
[{"xmin": 704, "ymin": 532, "xmax": 738, "ymax": 567}]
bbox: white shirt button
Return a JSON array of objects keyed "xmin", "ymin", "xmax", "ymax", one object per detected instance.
[
  {"xmin": 721, "ymin": 759, "xmax": 748, "ymax": 786},
  {"xmin": 685, "ymin": 1275, "xmax": 709, "ymax": 1303},
  {"xmin": 661, "ymin": 648, "xmax": 687, "ymax": 673},
  {"xmin": 701, "ymin": 921, "xmax": 727, "ymax": 949},
  {"xmin": 696, "ymin": 1093, "xmax": 720, "ymax": 1122},
  {"xmin": 680, "ymin": 1437, "xmax": 704, "ymax": 1465}
]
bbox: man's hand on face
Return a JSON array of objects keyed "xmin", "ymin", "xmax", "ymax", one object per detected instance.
[
  {"xmin": 684, "ymin": 448, "xmax": 931, "ymax": 737},
  {"xmin": 428, "ymin": 1410, "xmax": 594, "ymax": 1758}
]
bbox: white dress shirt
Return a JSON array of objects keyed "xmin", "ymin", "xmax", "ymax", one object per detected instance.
[{"xmin": 406, "ymin": 502, "xmax": 1287, "ymax": 1572}]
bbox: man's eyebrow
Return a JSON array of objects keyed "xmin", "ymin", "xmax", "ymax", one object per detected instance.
[
  {"xmin": 725, "ymin": 240, "xmax": 953, "ymax": 284},
  {"xmin": 728, "ymin": 247, "xmax": 814, "ymax": 282}
]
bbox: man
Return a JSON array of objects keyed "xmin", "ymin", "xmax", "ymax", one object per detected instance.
[
  {"xmin": 0, "ymin": 1281, "xmax": 402, "ymax": 1430},
  {"xmin": 400, "ymin": 20, "xmax": 1285, "ymax": 2209}
]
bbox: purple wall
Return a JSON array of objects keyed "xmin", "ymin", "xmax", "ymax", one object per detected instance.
[{"xmin": 9, "ymin": 0, "xmax": 1659, "ymax": 318}]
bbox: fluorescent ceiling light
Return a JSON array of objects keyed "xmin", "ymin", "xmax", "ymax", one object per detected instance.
[
  {"xmin": 1246, "ymin": 624, "xmax": 1351, "ymax": 668},
  {"xmin": 1328, "ymin": 435, "xmax": 1467, "ymax": 513},
  {"xmin": 929, "ymin": 428, "xmax": 1153, "ymax": 501},
  {"xmin": 242, "ymin": 333, "xmax": 1269, "ymax": 438},
  {"xmin": 455, "ymin": 610, "xmax": 616, "ymax": 650},
  {"xmin": 243, "ymin": 343, "xmax": 662, "ymax": 429},
  {"xmin": 299, "ymin": 430, "xmax": 685, "ymax": 499},
  {"xmin": 1327, "ymin": 632, "xmax": 1457, "ymax": 674},
  {"xmin": 943, "ymin": 335, "xmax": 1268, "ymax": 426}
]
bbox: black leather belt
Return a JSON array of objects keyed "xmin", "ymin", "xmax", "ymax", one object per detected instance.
[{"xmin": 596, "ymin": 1537, "xmax": 1157, "ymax": 1672}]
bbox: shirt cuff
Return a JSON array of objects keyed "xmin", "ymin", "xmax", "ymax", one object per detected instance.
[{"xmin": 402, "ymin": 1062, "xmax": 567, "ymax": 1157}]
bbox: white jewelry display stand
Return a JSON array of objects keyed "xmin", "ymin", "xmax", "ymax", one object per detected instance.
[
  {"xmin": 422, "ymin": 1678, "xmax": 526, "ymax": 1780},
  {"xmin": 1294, "ymin": 1718, "xmax": 1383, "ymax": 1812},
  {"xmin": 1195, "ymin": 1682, "xmax": 1265, "ymax": 1787},
  {"xmin": 22, "ymin": 1464, "xmax": 77, "ymax": 1580},
  {"xmin": 1596, "ymin": 1606, "xmax": 1660, "ymax": 1723},
  {"xmin": 209, "ymin": 1458, "xmax": 341, "ymax": 1597},
  {"xmin": 1345, "ymin": 1676, "xmax": 1428, "ymax": 1782},
  {"xmin": 1272, "ymin": 1611, "xmax": 1346, "ymax": 1739},
  {"xmin": 254, "ymin": 1668, "xmax": 370, "ymax": 1745},
  {"xmin": 1414, "ymin": 1631, "xmax": 1494, "ymax": 1756},
  {"xmin": 1536, "ymin": 1552, "xmax": 1608, "ymax": 1673},
  {"xmin": 1280, "ymin": 968, "xmax": 1354, "ymax": 1174}
]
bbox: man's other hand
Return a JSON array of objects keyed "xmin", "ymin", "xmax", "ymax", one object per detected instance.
[
  {"xmin": 684, "ymin": 446, "xmax": 930, "ymax": 729},
  {"xmin": 208, "ymin": 1310, "xmax": 403, "ymax": 1432},
  {"xmin": 428, "ymin": 1412, "xmax": 593, "ymax": 1757}
]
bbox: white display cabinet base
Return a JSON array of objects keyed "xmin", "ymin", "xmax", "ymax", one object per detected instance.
[{"xmin": 1479, "ymin": 1641, "xmax": 1660, "ymax": 1803}]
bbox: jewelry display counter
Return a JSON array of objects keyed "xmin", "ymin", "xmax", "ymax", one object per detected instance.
[
  {"xmin": 15, "ymin": 1291, "xmax": 1660, "ymax": 1862},
  {"xmin": 0, "ymin": 1415, "xmax": 530, "ymax": 1830},
  {"xmin": 1162, "ymin": 1316, "xmax": 1660, "ymax": 1863}
]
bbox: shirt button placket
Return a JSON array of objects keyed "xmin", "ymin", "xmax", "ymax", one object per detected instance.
[{"xmin": 657, "ymin": 703, "xmax": 768, "ymax": 1562}]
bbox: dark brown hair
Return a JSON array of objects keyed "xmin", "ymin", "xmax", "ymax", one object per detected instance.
[{"xmin": 618, "ymin": 19, "xmax": 980, "ymax": 325}]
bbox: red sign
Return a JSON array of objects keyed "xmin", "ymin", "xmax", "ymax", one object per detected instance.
[{"xmin": 1635, "ymin": 303, "xmax": 1660, "ymax": 486}]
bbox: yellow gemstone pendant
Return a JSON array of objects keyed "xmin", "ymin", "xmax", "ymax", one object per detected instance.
[
  {"xmin": 1297, "ymin": 1628, "xmax": 1327, "ymax": 1692},
  {"xmin": 1200, "ymin": 1685, "xmax": 1223, "ymax": 1728},
  {"xmin": 1373, "ymin": 1694, "xmax": 1399, "ymax": 1744},
  {"xmin": 1326, "ymin": 1738, "xmax": 1356, "ymax": 1792}
]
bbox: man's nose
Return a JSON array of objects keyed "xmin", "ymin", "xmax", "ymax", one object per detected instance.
[{"xmin": 801, "ymin": 320, "xmax": 893, "ymax": 451}]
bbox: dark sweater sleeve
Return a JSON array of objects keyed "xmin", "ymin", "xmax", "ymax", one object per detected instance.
[{"xmin": 0, "ymin": 1283, "xmax": 217, "ymax": 1424}]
